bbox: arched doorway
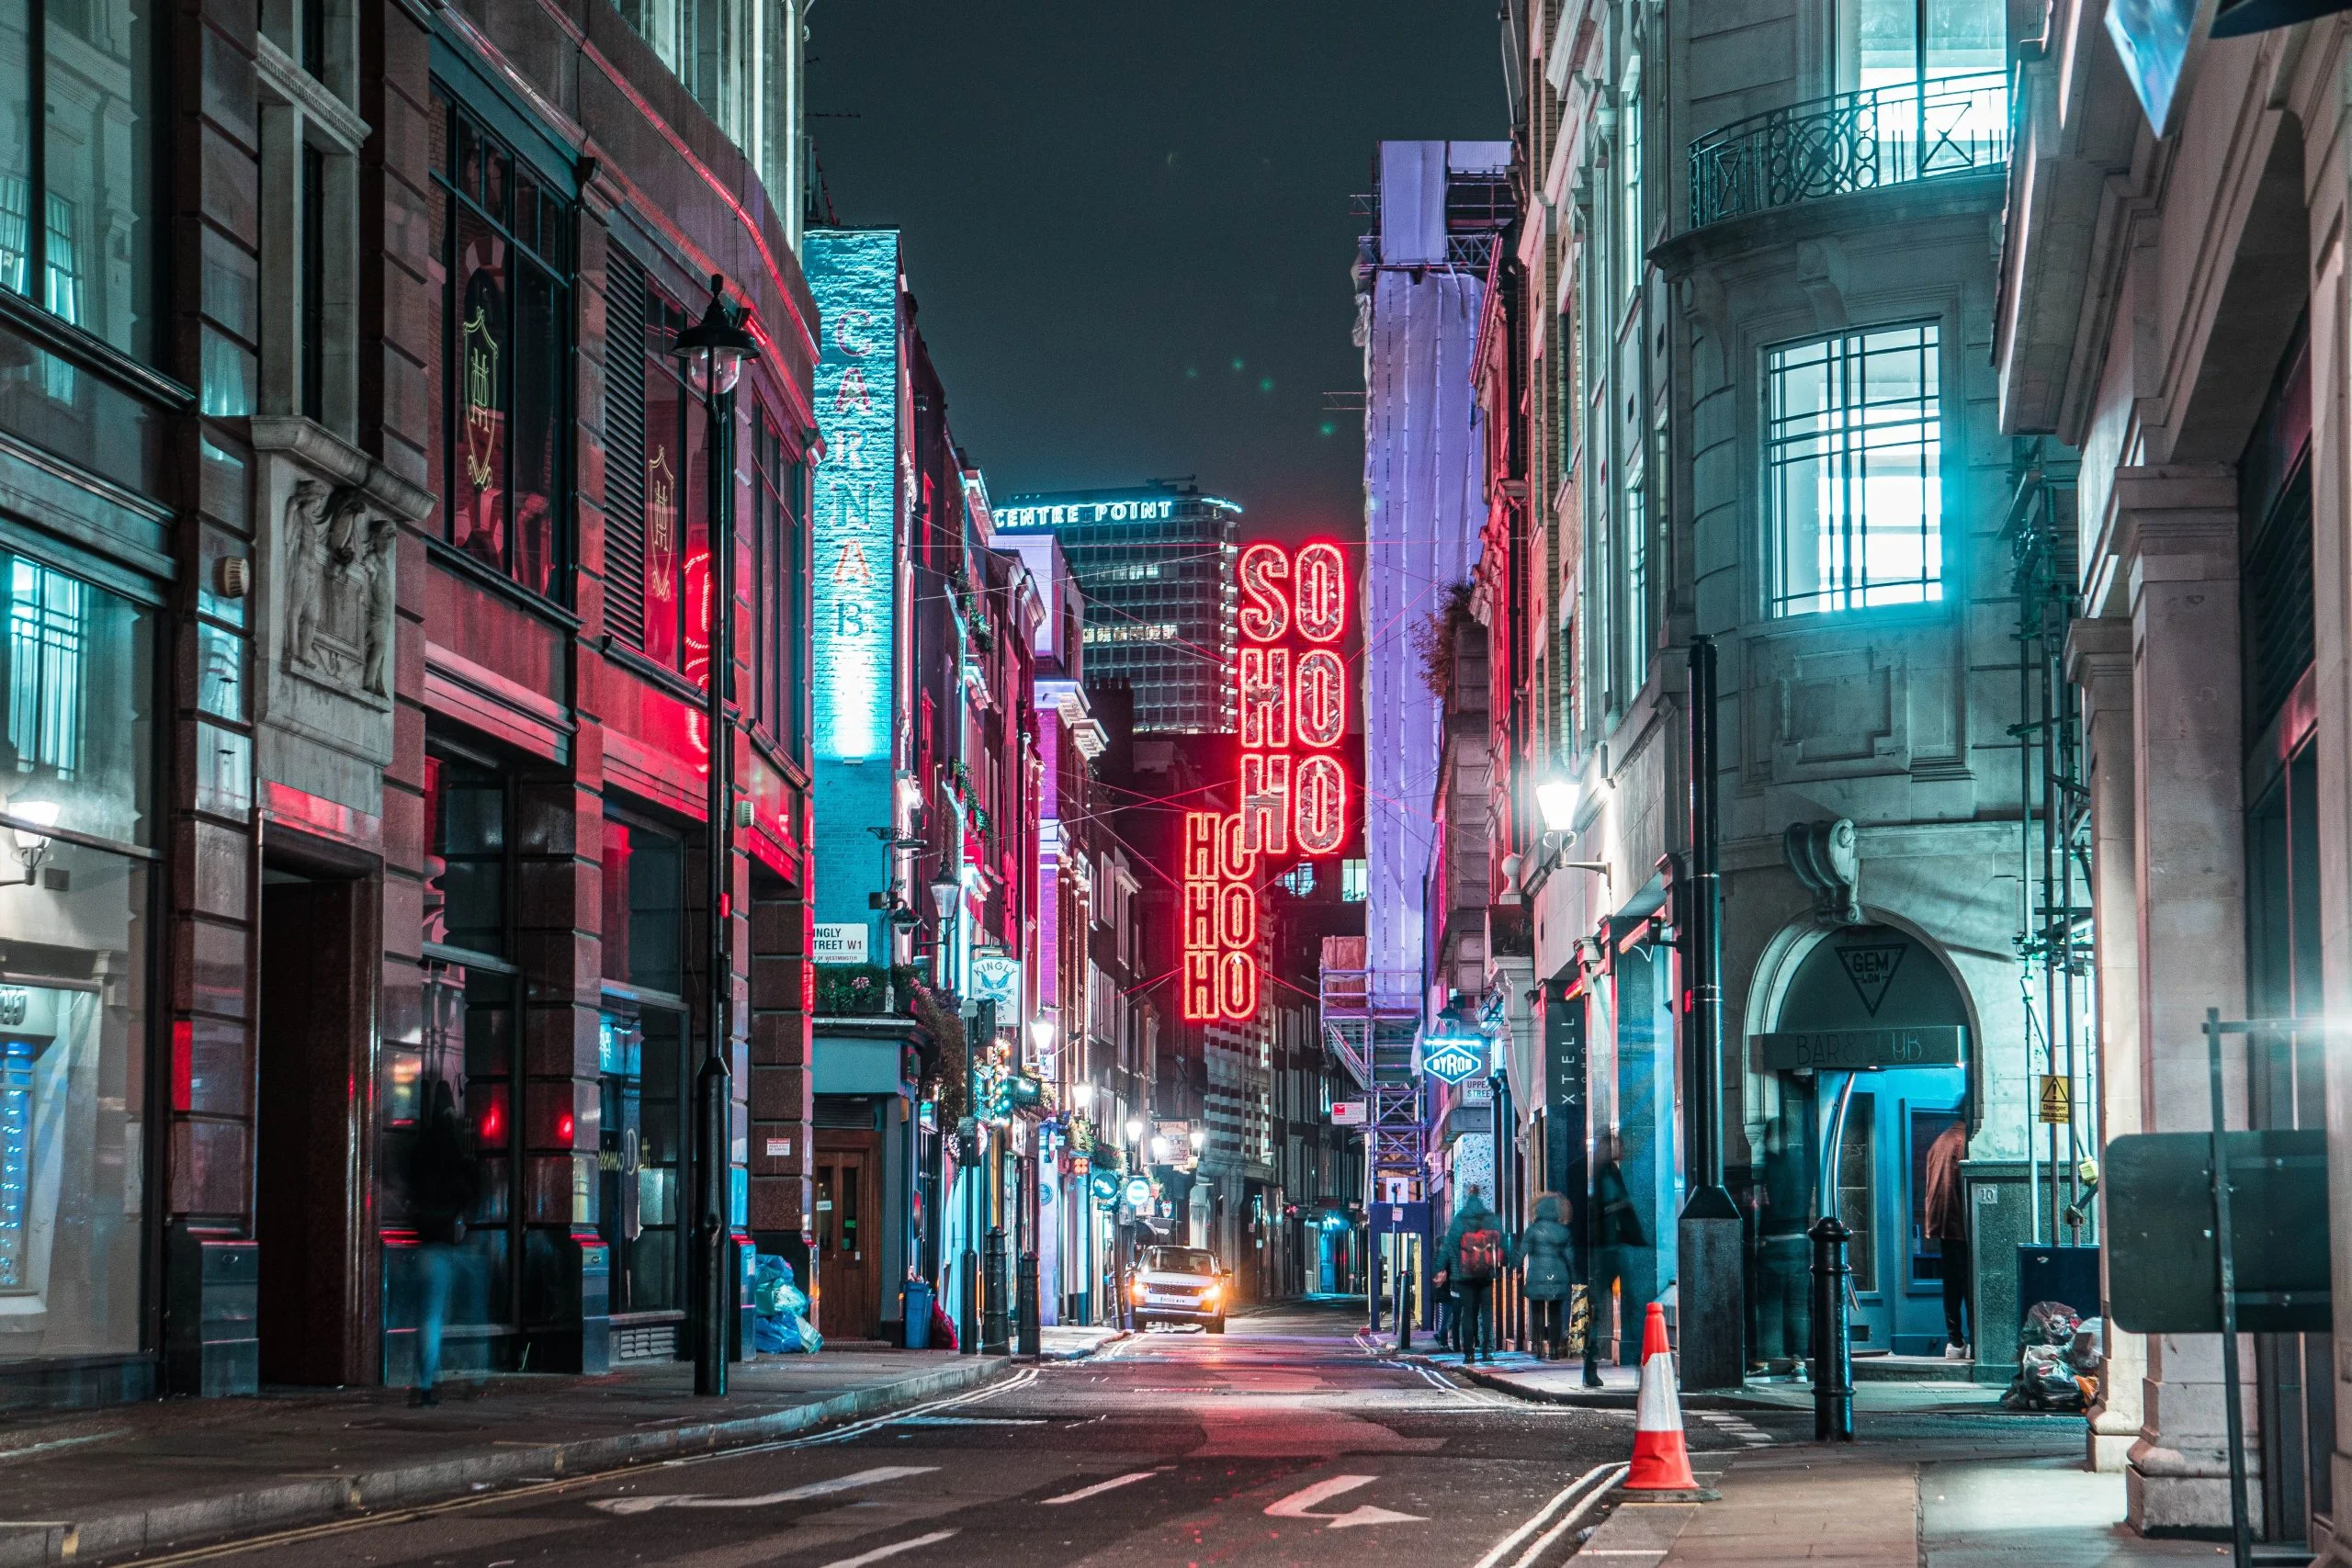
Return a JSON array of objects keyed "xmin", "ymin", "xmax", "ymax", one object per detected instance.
[{"xmin": 1755, "ymin": 923, "xmax": 1972, "ymax": 1358}]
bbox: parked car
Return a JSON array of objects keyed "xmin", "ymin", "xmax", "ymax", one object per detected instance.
[{"xmin": 1127, "ymin": 1245, "xmax": 1228, "ymax": 1333}]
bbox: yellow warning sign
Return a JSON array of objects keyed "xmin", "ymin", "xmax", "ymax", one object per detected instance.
[{"xmin": 2038, "ymin": 1074, "xmax": 2073, "ymax": 1124}]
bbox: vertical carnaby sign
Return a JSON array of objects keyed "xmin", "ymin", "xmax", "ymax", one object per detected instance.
[{"xmin": 804, "ymin": 230, "xmax": 899, "ymax": 766}]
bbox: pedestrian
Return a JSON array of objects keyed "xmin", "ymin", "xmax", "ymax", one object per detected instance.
[
  {"xmin": 1516, "ymin": 1191, "xmax": 1575, "ymax": 1359},
  {"xmin": 1584, "ymin": 1134, "xmax": 1644, "ymax": 1389},
  {"xmin": 406, "ymin": 1079, "xmax": 481, "ymax": 1407},
  {"xmin": 1924, "ymin": 1120, "xmax": 1971, "ymax": 1359},
  {"xmin": 1430, "ymin": 1265, "xmax": 1456, "ymax": 1350},
  {"xmin": 1437, "ymin": 1184, "xmax": 1507, "ymax": 1364}
]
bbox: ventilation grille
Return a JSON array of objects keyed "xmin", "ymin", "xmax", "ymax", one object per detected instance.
[
  {"xmin": 814, "ymin": 1097, "xmax": 879, "ymax": 1130},
  {"xmin": 613, "ymin": 1322, "xmax": 678, "ymax": 1362},
  {"xmin": 605, "ymin": 250, "xmax": 649, "ymax": 649}
]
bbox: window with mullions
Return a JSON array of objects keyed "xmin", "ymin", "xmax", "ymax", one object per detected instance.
[
  {"xmin": 0, "ymin": 1, "xmax": 159, "ymax": 365},
  {"xmin": 752, "ymin": 409, "xmax": 807, "ymax": 753},
  {"xmin": 430, "ymin": 87, "xmax": 571, "ymax": 602},
  {"xmin": 1766, "ymin": 323, "xmax": 1943, "ymax": 617}
]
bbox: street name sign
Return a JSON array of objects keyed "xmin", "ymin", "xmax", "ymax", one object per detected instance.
[{"xmin": 1752, "ymin": 1025, "xmax": 1965, "ymax": 1072}]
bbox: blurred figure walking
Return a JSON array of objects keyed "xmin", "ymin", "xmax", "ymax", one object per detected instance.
[
  {"xmin": 1584, "ymin": 1135, "xmax": 1644, "ymax": 1388},
  {"xmin": 1517, "ymin": 1192, "xmax": 1576, "ymax": 1358},
  {"xmin": 1437, "ymin": 1185, "xmax": 1507, "ymax": 1364},
  {"xmin": 406, "ymin": 1079, "xmax": 481, "ymax": 1407}
]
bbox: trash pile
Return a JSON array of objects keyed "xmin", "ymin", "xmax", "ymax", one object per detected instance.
[
  {"xmin": 2003, "ymin": 1299, "xmax": 2101, "ymax": 1411},
  {"xmin": 752, "ymin": 1255, "xmax": 823, "ymax": 1355}
]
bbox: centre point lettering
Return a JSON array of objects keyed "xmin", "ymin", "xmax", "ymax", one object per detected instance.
[{"xmin": 1182, "ymin": 539, "xmax": 1352, "ymax": 1022}]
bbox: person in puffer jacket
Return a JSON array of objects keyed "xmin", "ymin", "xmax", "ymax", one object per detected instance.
[{"xmin": 1516, "ymin": 1192, "xmax": 1577, "ymax": 1359}]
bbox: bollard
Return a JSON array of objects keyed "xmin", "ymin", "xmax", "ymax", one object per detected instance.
[
  {"xmin": 1017, "ymin": 1251, "xmax": 1041, "ymax": 1356},
  {"xmin": 983, "ymin": 1225, "xmax": 1011, "ymax": 1353},
  {"xmin": 1393, "ymin": 1247, "xmax": 1413, "ymax": 1354},
  {"xmin": 1810, "ymin": 1214, "xmax": 1854, "ymax": 1442}
]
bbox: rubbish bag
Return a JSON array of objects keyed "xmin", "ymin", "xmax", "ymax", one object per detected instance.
[
  {"xmin": 752, "ymin": 1254, "xmax": 821, "ymax": 1355},
  {"xmin": 930, "ymin": 1295, "xmax": 959, "ymax": 1352},
  {"xmin": 2003, "ymin": 1300, "xmax": 2087, "ymax": 1410}
]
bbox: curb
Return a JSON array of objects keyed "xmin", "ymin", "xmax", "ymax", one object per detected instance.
[
  {"xmin": 1017, "ymin": 1329, "xmax": 1131, "ymax": 1363},
  {"xmin": 1396, "ymin": 1352, "xmax": 1791, "ymax": 1412},
  {"xmin": 0, "ymin": 1357, "xmax": 1013, "ymax": 1568}
]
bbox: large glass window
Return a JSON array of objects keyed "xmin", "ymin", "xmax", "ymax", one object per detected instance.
[
  {"xmin": 0, "ymin": 0, "xmax": 159, "ymax": 363},
  {"xmin": 0, "ymin": 554, "xmax": 152, "ymax": 1361},
  {"xmin": 429, "ymin": 88, "xmax": 571, "ymax": 602},
  {"xmin": 597, "ymin": 810, "xmax": 686, "ymax": 1316},
  {"xmin": 1766, "ymin": 323, "xmax": 1942, "ymax": 617}
]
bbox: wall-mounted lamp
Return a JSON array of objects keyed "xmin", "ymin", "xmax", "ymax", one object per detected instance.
[
  {"xmin": 7, "ymin": 801, "xmax": 58, "ymax": 886},
  {"xmin": 1069, "ymin": 1081, "xmax": 1095, "ymax": 1110},
  {"xmin": 1125, "ymin": 1117, "xmax": 1145, "ymax": 1145}
]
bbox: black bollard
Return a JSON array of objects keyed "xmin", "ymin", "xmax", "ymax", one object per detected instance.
[
  {"xmin": 1017, "ymin": 1252, "xmax": 1041, "ymax": 1356},
  {"xmin": 1394, "ymin": 1248, "xmax": 1413, "ymax": 1353},
  {"xmin": 983, "ymin": 1225, "xmax": 1011, "ymax": 1353},
  {"xmin": 1810, "ymin": 1214, "xmax": 1854, "ymax": 1442}
]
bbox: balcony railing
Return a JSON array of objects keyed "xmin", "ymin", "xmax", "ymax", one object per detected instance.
[{"xmin": 1687, "ymin": 70, "xmax": 2009, "ymax": 230}]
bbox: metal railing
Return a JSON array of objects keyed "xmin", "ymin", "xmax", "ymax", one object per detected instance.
[{"xmin": 1687, "ymin": 70, "xmax": 2008, "ymax": 229}]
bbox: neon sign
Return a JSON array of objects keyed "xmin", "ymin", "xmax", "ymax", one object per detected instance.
[
  {"xmin": 805, "ymin": 231, "xmax": 899, "ymax": 765},
  {"xmin": 1182, "ymin": 539, "xmax": 1352, "ymax": 1022}
]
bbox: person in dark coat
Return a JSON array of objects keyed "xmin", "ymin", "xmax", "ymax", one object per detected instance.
[
  {"xmin": 1584, "ymin": 1134, "xmax": 1645, "ymax": 1388},
  {"xmin": 1923, "ymin": 1121, "xmax": 1971, "ymax": 1357},
  {"xmin": 1434, "ymin": 1185, "xmax": 1508, "ymax": 1363},
  {"xmin": 406, "ymin": 1080, "xmax": 482, "ymax": 1406},
  {"xmin": 1515, "ymin": 1191, "xmax": 1576, "ymax": 1358}
]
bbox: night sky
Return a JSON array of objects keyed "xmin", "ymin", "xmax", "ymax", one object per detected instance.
[{"xmin": 805, "ymin": 4, "xmax": 1509, "ymax": 543}]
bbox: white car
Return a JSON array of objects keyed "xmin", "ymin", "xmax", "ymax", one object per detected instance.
[{"xmin": 1127, "ymin": 1245, "xmax": 1228, "ymax": 1333}]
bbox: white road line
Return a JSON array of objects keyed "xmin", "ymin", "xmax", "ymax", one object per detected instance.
[
  {"xmin": 814, "ymin": 1529, "xmax": 958, "ymax": 1568},
  {"xmin": 885, "ymin": 1416, "xmax": 1046, "ymax": 1427},
  {"xmin": 1469, "ymin": 1461, "xmax": 1625, "ymax": 1568},
  {"xmin": 1041, "ymin": 1470, "xmax": 1165, "ymax": 1506},
  {"xmin": 1506, "ymin": 1468, "xmax": 1624, "ymax": 1568},
  {"xmin": 592, "ymin": 1465, "xmax": 937, "ymax": 1515},
  {"xmin": 1263, "ymin": 1474, "xmax": 1428, "ymax": 1529}
]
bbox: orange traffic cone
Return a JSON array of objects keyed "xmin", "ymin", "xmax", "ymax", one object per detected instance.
[{"xmin": 1623, "ymin": 1302, "xmax": 1709, "ymax": 1498}]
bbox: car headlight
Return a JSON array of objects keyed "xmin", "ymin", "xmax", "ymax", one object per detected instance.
[
  {"xmin": 1202, "ymin": 1283, "xmax": 1221, "ymax": 1304},
  {"xmin": 1130, "ymin": 1278, "xmax": 1147, "ymax": 1302}
]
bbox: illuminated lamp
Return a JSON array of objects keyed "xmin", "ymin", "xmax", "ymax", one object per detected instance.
[
  {"xmin": 1237, "ymin": 542, "xmax": 1291, "ymax": 640},
  {"xmin": 1295, "ymin": 756, "xmax": 1347, "ymax": 855},
  {"xmin": 1293, "ymin": 541, "xmax": 1347, "ymax": 643},
  {"xmin": 1294, "ymin": 649, "xmax": 1347, "ymax": 748},
  {"xmin": 1536, "ymin": 777, "xmax": 1580, "ymax": 836}
]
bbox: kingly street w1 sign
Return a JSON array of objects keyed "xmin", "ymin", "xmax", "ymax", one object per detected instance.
[{"xmin": 1752, "ymin": 1025, "xmax": 1966, "ymax": 1072}]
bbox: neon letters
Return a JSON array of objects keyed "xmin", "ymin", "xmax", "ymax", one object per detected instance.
[{"xmin": 1182, "ymin": 540, "xmax": 1352, "ymax": 1022}]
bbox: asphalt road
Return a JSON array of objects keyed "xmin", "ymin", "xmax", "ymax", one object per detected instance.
[{"xmin": 125, "ymin": 1299, "xmax": 1791, "ymax": 1568}]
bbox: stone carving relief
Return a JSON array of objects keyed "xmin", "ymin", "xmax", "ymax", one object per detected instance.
[{"xmin": 284, "ymin": 478, "xmax": 395, "ymax": 701}]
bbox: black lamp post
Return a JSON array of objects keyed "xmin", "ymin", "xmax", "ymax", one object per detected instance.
[{"xmin": 673, "ymin": 273, "xmax": 759, "ymax": 1397}]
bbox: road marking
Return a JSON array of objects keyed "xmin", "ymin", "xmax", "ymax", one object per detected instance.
[
  {"xmin": 591, "ymin": 1464, "xmax": 937, "ymax": 1514},
  {"xmin": 886, "ymin": 1416, "xmax": 1046, "ymax": 1427},
  {"xmin": 1504, "ymin": 1469, "xmax": 1625, "ymax": 1567},
  {"xmin": 814, "ymin": 1529, "xmax": 958, "ymax": 1568},
  {"xmin": 1042, "ymin": 1470, "xmax": 1166, "ymax": 1506},
  {"xmin": 1263, "ymin": 1473, "xmax": 1429, "ymax": 1529},
  {"xmin": 1470, "ymin": 1462, "xmax": 1626, "ymax": 1568}
]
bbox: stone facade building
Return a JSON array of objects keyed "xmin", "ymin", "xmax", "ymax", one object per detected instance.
[{"xmin": 0, "ymin": 0, "xmax": 817, "ymax": 1406}]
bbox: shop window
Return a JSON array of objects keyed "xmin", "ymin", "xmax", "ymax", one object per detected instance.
[
  {"xmin": 429, "ymin": 88, "xmax": 572, "ymax": 603},
  {"xmin": 423, "ymin": 753, "xmax": 506, "ymax": 961},
  {"xmin": 0, "ymin": 554, "xmax": 154, "ymax": 1359},
  {"xmin": 1766, "ymin": 322, "xmax": 1943, "ymax": 617},
  {"xmin": 600, "ymin": 812, "xmax": 684, "ymax": 996},
  {"xmin": 0, "ymin": 0, "xmax": 159, "ymax": 365}
]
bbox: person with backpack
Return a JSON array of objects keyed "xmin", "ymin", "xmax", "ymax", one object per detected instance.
[{"xmin": 1435, "ymin": 1185, "xmax": 1508, "ymax": 1364}]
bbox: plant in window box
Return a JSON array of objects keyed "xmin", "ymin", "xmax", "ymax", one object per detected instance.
[{"xmin": 813, "ymin": 962, "xmax": 889, "ymax": 1015}]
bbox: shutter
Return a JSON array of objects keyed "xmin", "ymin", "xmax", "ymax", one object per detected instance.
[{"xmin": 605, "ymin": 249, "xmax": 649, "ymax": 649}]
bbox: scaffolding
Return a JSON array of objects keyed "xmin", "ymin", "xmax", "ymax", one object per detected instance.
[
  {"xmin": 1317, "ymin": 939, "xmax": 1425, "ymax": 1194},
  {"xmin": 2005, "ymin": 446, "xmax": 2096, "ymax": 1245}
]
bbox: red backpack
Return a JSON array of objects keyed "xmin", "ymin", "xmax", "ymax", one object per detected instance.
[{"xmin": 1458, "ymin": 1225, "xmax": 1504, "ymax": 1281}]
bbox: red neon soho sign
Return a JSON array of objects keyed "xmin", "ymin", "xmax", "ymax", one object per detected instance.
[{"xmin": 1183, "ymin": 540, "xmax": 1350, "ymax": 1022}]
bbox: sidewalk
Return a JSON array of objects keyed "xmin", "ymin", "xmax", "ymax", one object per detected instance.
[
  {"xmin": 0, "ymin": 1330, "xmax": 1119, "ymax": 1568},
  {"xmin": 1577, "ymin": 1433, "xmax": 2219, "ymax": 1566},
  {"xmin": 1396, "ymin": 1345, "xmax": 2006, "ymax": 1416}
]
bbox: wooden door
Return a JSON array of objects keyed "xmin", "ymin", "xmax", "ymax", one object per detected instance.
[{"xmin": 814, "ymin": 1137, "xmax": 880, "ymax": 1338}]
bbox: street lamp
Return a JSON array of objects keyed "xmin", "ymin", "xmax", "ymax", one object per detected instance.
[
  {"xmin": 673, "ymin": 273, "xmax": 759, "ymax": 1399},
  {"xmin": 1125, "ymin": 1117, "xmax": 1145, "ymax": 1145},
  {"xmin": 1535, "ymin": 776, "xmax": 1579, "ymax": 838},
  {"xmin": 1027, "ymin": 1018, "xmax": 1056, "ymax": 1066}
]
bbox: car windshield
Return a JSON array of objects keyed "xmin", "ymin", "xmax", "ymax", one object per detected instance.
[{"xmin": 1142, "ymin": 1247, "xmax": 1216, "ymax": 1275}]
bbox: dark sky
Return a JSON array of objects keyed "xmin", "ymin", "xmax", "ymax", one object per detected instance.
[{"xmin": 806, "ymin": 4, "xmax": 1509, "ymax": 543}]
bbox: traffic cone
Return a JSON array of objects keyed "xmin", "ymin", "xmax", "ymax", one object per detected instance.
[{"xmin": 1623, "ymin": 1302, "xmax": 1707, "ymax": 1497}]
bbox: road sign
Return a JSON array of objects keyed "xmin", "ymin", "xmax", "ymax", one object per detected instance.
[
  {"xmin": 2038, "ymin": 1074, "xmax": 2072, "ymax": 1124},
  {"xmin": 2106, "ymin": 1129, "xmax": 2330, "ymax": 1334},
  {"xmin": 1329, "ymin": 1100, "xmax": 1367, "ymax": 1125},
  {"xmin": 1089, "ymin": 1170, "xmax": 1121, "ymax": 1206},
  {"xmin": 1124, "ymin": 1176, "xmax": 1153, "ymax": 1210},
  {"xmin": 1421, "ymin": 1036, "xmax": 1483, "ymax": 1085}
]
